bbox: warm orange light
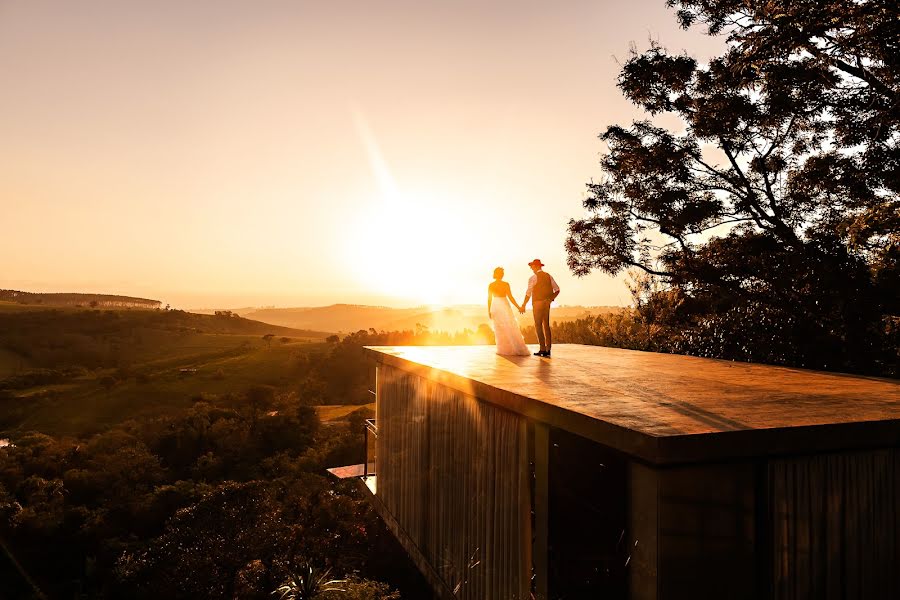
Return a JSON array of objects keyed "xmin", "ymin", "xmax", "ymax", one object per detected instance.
[
  {"xmin": 347, "ymin": 110, "xmax": 484, "ymax": 305},
  {"xmin": 348, "ymin": 192, "xmax": 480, "ymax": 306}
]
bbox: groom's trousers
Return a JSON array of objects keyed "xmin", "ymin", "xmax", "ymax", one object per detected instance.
[{"xmin": 532, "ymin": 300, "xmax": 552, "ymax": 351}]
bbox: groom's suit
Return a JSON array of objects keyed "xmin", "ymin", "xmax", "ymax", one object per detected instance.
[{"xmin": 527, "ymin": 270, "xmax": 560, "ymax": 353}]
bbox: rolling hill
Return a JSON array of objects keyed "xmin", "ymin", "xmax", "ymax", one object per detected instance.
[
  {"xmin": 227, "ymin": 303, "xmax": 620, "ymax": 333},
  {"xmin": 0, "ymin": 289, "xmax": 162, "ymax": 309},
  {"xmin": 0, "ymin": 306, "xmax": 333, "ymax": 435},
  {"xmin": 0, "ymin": 306, "xmax": 330, "ymax": 378}
]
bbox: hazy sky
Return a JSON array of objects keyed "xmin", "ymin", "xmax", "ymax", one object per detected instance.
[{"xmin": 0, "ymin": 0, "xmax": 723, "ymax": 308}]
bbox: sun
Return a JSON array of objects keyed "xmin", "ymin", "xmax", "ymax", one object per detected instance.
[
  {"xmin": 346, "ymin": 109, "xmax": 485, "ymax": 306},
  {"xmin": 348, "ymin": 193, "xmax": 479, "ymax": 306}
]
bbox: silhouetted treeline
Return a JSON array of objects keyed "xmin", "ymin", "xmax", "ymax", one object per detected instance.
[
  {"xmin": 520, "ymin": 300, "xmax": 899, "ymax": 378},
  {"xmin": 519, "ymin": 309, "xmax": 657, "ymax": 351},
  {"xmin": 288, "ymin": 326, "xmax": 497, "ymax": 408},
  {"xmin": 337, "ymin": 325, "xmax": 496, "ymax": 347},
  {"xmin": 0, "ymin": 289, "xmax": 162, "ymax": 309},
  {"xmin": 332, "ymin": 304, "xmax": 898, "ymax": 377}
]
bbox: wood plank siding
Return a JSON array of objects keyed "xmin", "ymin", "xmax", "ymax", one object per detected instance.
[
  {"xmin": 376, "ymin": 364, "xmax": 532, "ymax": 599},
  {"xmin": 365, "ymin": 345, "xmax": 900, "ymax": 599}
]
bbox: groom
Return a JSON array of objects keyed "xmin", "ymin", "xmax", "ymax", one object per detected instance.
[{"xmin": 520, "ymin": 258, "xmax": 560, "ymax": 357}]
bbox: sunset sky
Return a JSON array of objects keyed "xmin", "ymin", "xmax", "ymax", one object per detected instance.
[{"xmin": 0, "ymin": 0, "xmax": 723, "ymax": 308}]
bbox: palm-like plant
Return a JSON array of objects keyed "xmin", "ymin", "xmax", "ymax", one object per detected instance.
[{"xmin": 272, "ymin": 563, "xmax": 345, "ymax": 600}]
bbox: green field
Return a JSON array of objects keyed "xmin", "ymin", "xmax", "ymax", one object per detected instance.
[
  {"xmin": 0, "ymin": 301, "xmax": 55, "ymax": 312},
  {"xmin": 317, "ymin": 402, "xmax": 375, "ymax": 422},
  {"xmin": 0, "ymin": 307, "xmax": 336, "ymax": 436},
  {"xmin": 13, "ymin": 341, "xmax": 331, "ymax": 436}
]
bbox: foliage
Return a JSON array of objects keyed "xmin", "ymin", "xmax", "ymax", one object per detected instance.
[
  {"xmin": 318, "ymin": 577, "xmax": 402, "ymax": 600},
  {"xmin": 0, "ymin": 310, "xmax": 507, "ymax": 598},
  {"xmin": 291, "ymin": 327, "xmax": 495, "ymax": 406},
  {"xmin": 273, "ymin": 564, "xmax": 345, "ymax": 600},
  {"xmin": 0, "ymin": 367, "xmax": 86, "ymax": 391},
  {"xmin": 0, "ymin": 382, "xmax": 411, "ymax": 597},
  {"xmin": 566, "ymin": 0, "xmax": 899, "ymax": 374}
]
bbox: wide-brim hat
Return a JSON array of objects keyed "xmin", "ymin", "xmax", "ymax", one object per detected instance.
[{"xmin": 528, "ymin": 259, "xmax": 544, "ymax": 267}]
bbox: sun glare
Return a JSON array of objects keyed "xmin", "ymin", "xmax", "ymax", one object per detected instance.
[
  {"xmin": 348, "ymin": 109, "xmax": 484, "ymax": 306},
  {"xmin": 349, "ymin": 193, "xmax": 479, "ymax": 306}
]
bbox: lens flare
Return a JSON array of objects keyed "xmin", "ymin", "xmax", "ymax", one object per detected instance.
[{"xmin": 348, "ymin": 109, "xmax": 480, "ymax": 305}]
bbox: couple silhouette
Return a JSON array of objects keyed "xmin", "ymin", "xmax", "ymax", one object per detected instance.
[{"xmin": 487, "ymin": 259, "xmax": 560, "ymax": 357}]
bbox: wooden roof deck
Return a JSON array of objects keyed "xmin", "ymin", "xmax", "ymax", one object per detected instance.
[{"xmin": 366, "ymin": 344, "xmax": 900, "ymax": 465}]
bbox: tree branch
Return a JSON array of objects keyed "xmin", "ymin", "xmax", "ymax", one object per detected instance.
[
  {"xmin": 760, "ymin": 168, "xmax": 782, "ymax": 219},
  {"xmin": 762, "ymin": 115, "xmax": 797, "ymax": 161},
  {"xmin": 720, "ymin": 140, "xmax": 805, "ymax": 245},
  {"xmin": 623, "ymin": 258, "xmax": 674, "ymax": 278},
  {"xmin": 803, "ymin": 42, "xmax": 900, "ymax": 105}
]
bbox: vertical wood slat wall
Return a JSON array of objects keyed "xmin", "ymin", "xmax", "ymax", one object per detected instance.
[
  {"xmin": 769, "ymin": 449, "xmax": 900, "ymax": 600},
  {"xmin": 376, "ymin": 365, "xmax": 532, "ymax": 599}
]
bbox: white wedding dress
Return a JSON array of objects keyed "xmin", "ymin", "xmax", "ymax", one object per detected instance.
[{"xmin": 491, "ymin": 294, "xmax": 530, "ymax": 356}]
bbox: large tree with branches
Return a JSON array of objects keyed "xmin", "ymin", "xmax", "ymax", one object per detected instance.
[{"xmin": 567, "ymin": 0, "xmax": 898, "ymax": 373}]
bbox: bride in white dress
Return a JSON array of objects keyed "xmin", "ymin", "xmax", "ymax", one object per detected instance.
[{"xmin": 487, "ymin": 267, "xmax": 530, "ymax": 356}]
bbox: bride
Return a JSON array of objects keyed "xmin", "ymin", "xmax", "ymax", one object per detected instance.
[{"xmin": 487, "ymin": 267, "xmax": 530, "ymax": 356}]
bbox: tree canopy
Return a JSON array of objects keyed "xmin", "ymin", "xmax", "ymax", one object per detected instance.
[{"xmin": 566, "ymin": 0, "xmax": 899, "ymax": 373}]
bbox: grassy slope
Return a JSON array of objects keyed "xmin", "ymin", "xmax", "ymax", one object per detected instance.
[
  {"xmin": 0, "ymin": 303, "xmax": 331, "ymax": 336},
  {"xmin": 0, "ymin": 306, "xmax": 329, "ymax": 371},
  {"xmin": 9, "ymin": 340, "xmax": 328, "ymax": 436},
  {"xmin": 317, "ymin": 403, "xmax": 375, "ymax": 423},
  {"xmin": 0, "ymin": 307, "xmax": 337, "ymax": 436},
  {"xmin": 0, "ymin": 348, "xmax": 25, "ymax": 378},
  {"xmin": 0, "ymin": 301, "xmax": 52, "ymax": 313}
]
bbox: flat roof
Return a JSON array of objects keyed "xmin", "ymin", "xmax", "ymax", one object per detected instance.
[{"xmin": 366, "ymin": 344, "xmax": 900, "ymax": 465}]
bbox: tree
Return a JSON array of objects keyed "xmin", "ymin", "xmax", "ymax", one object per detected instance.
[
  {"xmin": 566, "ymin": 0, "xmax": 899, "ymax": 373},
  {"xmin": 245, "ymin": 385, "xmax": 276, "ymax": 431},
  {"xmin": 670, "ymin": 0, "xmax": 899, "ymax": 295},
  {"xmin": 262, "ymin": 334, "xmax": 275, "ymax": 349},
  {"xmin": 99, "ymin": 375, "xmax": 116, "ymax": 394},
  {"xmin": 273, "ymin": 564, "xmax": 344, "ymax": 600},
  {"xmin": 117, "ymin": 481, "xmax": 292, "ymax": 598}
]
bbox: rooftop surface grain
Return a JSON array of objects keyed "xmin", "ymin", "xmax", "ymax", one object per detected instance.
[{"xmin": 366, "ymin": 344, "xmax": 900, "ymax": 464}]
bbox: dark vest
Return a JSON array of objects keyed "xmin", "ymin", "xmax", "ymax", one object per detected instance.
[{"xmin": 533, "ymin": 271, "xmax": 553, "ymax": 301}]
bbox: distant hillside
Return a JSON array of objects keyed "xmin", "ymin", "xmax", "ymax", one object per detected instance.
[
  {"xmin": 0, "ymin": 289, "xmax": 161, "ymax": 309},
  {"xmin": 240, "ymin": 304, "xmax": 426, "ymax": 333},
  {"xmin": 0, "ymin": 307, "xmax": 329, "ymax": 340},
  {"xmin": 237, "ymin": 303, "xmax": 621, "ymax": 333},
  {"xmin": 0, "ymin": 307, "xmax": 330, "ymax": 381},
  {"xmin": 190, "ymin": 306, "xmax": 259, "ymax": 316},
  {"xmin": 0, "ymin": 308, "xmax": 337, "ymax": 437}
]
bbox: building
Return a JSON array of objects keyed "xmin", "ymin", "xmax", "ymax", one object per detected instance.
[{"xmin": 353, "ymin": 344, "xmax": 900, "ymax": 600}]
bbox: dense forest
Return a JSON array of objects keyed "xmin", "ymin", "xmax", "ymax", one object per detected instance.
[{"xmin": 0, "ymin": 308, "xmax": 428, "ymax": 599}]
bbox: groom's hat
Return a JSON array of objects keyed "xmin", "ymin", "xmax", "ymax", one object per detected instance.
[{"xmin": 528, "ymin": 258, "xmax": 545, "ymax": 267}]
